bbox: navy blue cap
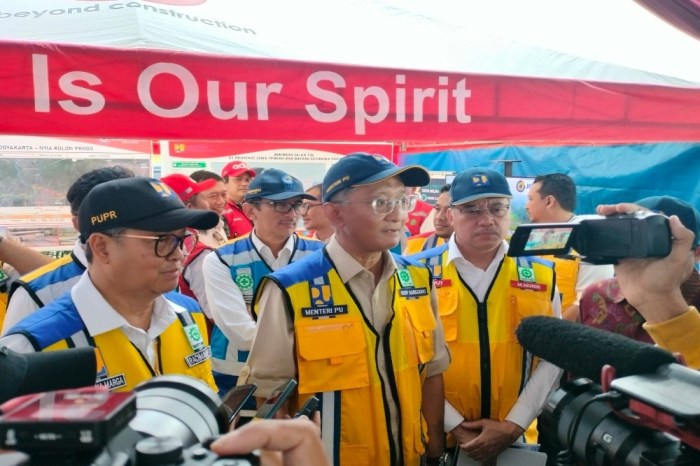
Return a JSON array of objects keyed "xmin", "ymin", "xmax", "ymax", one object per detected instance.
[
  {"xmin": 450, "ymin": 168, "xmax": 512, "ymax": 206},
  {"xmin": 636, "ymin": 196, "xmax": 700, "ymax": 247},
  {"xmin": 78, "ymin": 177, "xmax": 219, "ymax": 241},
  {"xmin": 322, "ymin": 153, "xmax": 429, "ymax": 202},
  {"xmin": 244, "ymin": 168, "xmax": 315, "ymax": 202}
]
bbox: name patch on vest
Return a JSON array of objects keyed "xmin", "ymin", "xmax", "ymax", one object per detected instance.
[
  {"xmin": 95, "ymin": 374, "xmax": 127, "ymax": 391},
  {"xmin": 301, "ymin": 305, "xmax": 348, "ymax": 318},
  {"xmin": 511, "ymin": 280, "xmax": 547, "ymax": 292},
  {"xmin": 185, "ymin": 346, "xmax": 212, "ymax": 367},
  {"xmin": 399, "ymin": 287, "xmax": 429, "ymax": 298},
  {"xmin": 433, "ymin": 279, "xmax": 451, "ymax": 288}
]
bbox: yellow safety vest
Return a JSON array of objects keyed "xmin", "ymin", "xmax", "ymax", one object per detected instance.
[
  {"xmin": 263, "ymin": 256, "xmax": 435, "ymax": 466},
  {"xmin": 543, "ymin": 255, "xmax": 580, "ymax": 309},
  {"xmin": 45, "ymin": 311, "xmax": 216, "ymax": 393},
  {"xmin": 433, "ymin": 252, "xmax": 555, "ymax": 443}
]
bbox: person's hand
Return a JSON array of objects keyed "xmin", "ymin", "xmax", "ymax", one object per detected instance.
[
  {"xmin": 597, "ymin": 204, "xmax": 694, "ymax": 323},
  {"xmin": 210, "ymin": 417, "xmax": 329, "ymax": 466},
  {"xmin": 458, "ymin": 419, "xmax": 523, "ymax": 463},
  {"xmin": 450, "ymin": 423, "xmax": 480, "ymax": 445}
]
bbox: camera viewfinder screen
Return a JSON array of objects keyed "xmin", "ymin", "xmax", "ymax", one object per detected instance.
[{"xmin": 524, "ymin": 227, "xmax": 574, "ymax": 252}]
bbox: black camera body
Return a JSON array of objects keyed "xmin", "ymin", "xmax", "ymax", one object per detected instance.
[
  {"xmin": 0, "ymin": 376, "xmax": 259, "ymax": 466},
  {"xmin": 508, "ymin": 212, "xmax": 672, "ymax": 264},
  {"xmin": 541, "ymin": 377, "xmax": 700, "ymax": 466}
]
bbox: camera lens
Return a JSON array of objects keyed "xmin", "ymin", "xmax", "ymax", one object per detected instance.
[{"xmin": 130, "ymin": 375, "xmax": 228, "ymax": 448}]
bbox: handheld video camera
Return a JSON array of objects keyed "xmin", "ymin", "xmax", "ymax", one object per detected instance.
[
  {"xmin": 541, "ymin": 364, "xmax": 700, "ymax": 466},
  {"xmin": 507, "ymin": 212, "xmax": 672, "ymax": 264},
  {"xmin": 0, "ymin": 376, "xmax": 259, "ymax": 466}
]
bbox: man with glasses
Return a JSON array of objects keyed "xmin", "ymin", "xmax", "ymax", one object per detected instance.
[
  {"xmin": 408, "ymin": 168, "xmax": 561, "ymax": 464},
  {"xmin": 3, "ymin": 166, "xmax": 135, "ymax": 335},
  {"xmin": 241, "ymin": 153, "xmax": 450, "ymax": 466},
  {"xmin": 0, "ymin": 177, "xmax": 219, "ymax": 392},
  {"xmin": 300, "ymin": 183, "xmax": 333, "ymax": 242},
  {"xmin": 202, "ymin": 168, "xmax": 323, "ymax": 397}
]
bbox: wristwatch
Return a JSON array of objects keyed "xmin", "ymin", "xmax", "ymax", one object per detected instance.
[{"xmin": 425, "ymin": 452, "xmax": 450, "ymax": 466}]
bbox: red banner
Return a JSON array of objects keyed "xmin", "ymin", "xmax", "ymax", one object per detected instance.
[{"xmin": 2, "ymin": 40, "xmax": 700, "ymax": 143}]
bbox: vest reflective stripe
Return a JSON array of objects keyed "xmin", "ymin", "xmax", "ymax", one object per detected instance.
[
  {"xmin": 425, "ymin": 249, "xmax": 554, "ymax": 444},
  {"xmin": 210, "ymin": 234, "xmax": 322, "ymax": 381},
  {"xmin": 9, "ymin": 253, "xmax": 85, "ymax": 307},
  {"xmin": 10, "ymin": 292, "xmax": 217, "ymax": 393},
  {"xmin": 268, "ymin": 252, "xmax": 434, "ymax": 466},
  {"xmin": 544, "ymin": 255, "xmax": 580, "ymax": 309}
]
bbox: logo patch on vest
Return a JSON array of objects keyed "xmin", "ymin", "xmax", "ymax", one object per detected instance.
[
  {"xmin": 235, "ymin": 273, "xmax": 253, "ymax": 291},
  {"xmin": 185, "ymin": 346, "xmax": 212, "ymax": 367},
  {"xmin": 433, "ymin": 279, "xmax": 451, "ymax": 288},
  {"xmin": 511, "ymin": 280, "xmax": 547, "ymax": 292},
  {"xmin": 183, "ymin": 323, "xmax": 205, "ymax": 352},
  {"xmin": 95, "ymin": 374, "xmax": 127, "ymax": 391},
  {"xmin": 397, "ymin": 269, "xmax": 415, "ymax": 288},
  {"xmin": 399, "ymin": 287, "xmax": 429, "ymax": 298},
  {"xmin": 301, "ymin": 305, "xmax": 349, "ymax": 318}
]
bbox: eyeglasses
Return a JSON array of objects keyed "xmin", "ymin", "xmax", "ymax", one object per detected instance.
[
  {"xmin": 256, "ymin": 201, "xmax": 310, "ymax": 215},
  {"xmin": 452, "ymin": 204, "xmax": 510, "ymax": 218},
  {"xmin": 107, "ymin": 232, "xmax": 199, "ymax": 257},
  {"xmin": 334, "ymin": 195, "xmax": 417, "ymax": 215},
  {"xmin": 303, "ymin": 202, "xmax": 323, "ymax": 210}
]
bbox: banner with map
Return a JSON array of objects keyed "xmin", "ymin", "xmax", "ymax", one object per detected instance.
[{"xmin": 0, "ymin": 136, "xmax": 151, "ymax": 255}]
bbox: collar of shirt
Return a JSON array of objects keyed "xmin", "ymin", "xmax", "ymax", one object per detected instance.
[
  {"xmin": 250, "ymin": 230, "xmax": 296, "ymax": 267},
  {"xmin": 70, "ymin": 272, "xmax": 178, "ymax": 339},
  {"xmin": 74, "ymin": 239, "xmax": 88, "ymax": 269},
  {"xmin": 326, "ymin": 236, "xmax": 397, "ymax": 284},
  {"xmin": 445, "ymin": 235, "xmax": 508, "ymax": 269}
]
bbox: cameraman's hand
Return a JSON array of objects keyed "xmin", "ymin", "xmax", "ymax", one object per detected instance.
[
  {"xmin": 210, "ymin": 417, "xmax": 329, "ymax": 466},
  {"xmin": 597, "ymin": 204, "xmax": 694, "ymax": 323},
  {"xmin": 459, "ymin": 419, "xmax": 524, "ymax": 463}
]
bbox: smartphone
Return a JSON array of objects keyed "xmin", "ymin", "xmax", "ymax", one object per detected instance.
[
  {"xmin": 221, "ymin": 384, "xmax": 257, "ymax": 424},
  {"xmin": 253, "ymin": 379, "xmax": 297, "ymax": 420},
  {"xmin": 294, "ymin": 395, "xmax": 319, "ymax": 419}
]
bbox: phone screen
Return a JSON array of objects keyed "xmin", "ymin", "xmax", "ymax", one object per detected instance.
[
  {"xmin": 221, "ymin": 384, "xmax": 257, "ymax": 423},
  {"xmin": 254, "ymin": 379, "xmax": 297, "ymax": 420}
]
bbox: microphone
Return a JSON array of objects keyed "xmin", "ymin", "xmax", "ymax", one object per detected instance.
[
  {"xmin": 0, "ymin": 346, "xmax": 97, "ymax": 403},
  {"xmin": 515, "ymin": 316, "xmax": 677, "ymax": 383}
]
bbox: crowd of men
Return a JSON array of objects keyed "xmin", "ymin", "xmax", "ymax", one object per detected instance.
[{"xmin": 1, "ymin": 155, "xmax": 699, "ymax": 466}]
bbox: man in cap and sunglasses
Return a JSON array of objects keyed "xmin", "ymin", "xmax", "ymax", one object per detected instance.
[
  {"xmin": 242, "ymin": 153, "xmax": 450, "ymax": 466},
  {"xmin": 0, "ymin": 177, "xmax": 219, "ymax": 392},
  {"xmin": 408, "ymin": 168, "xmax": 561, "ymax": 464},
  {"xmin": 202, "ymin": 168, "xmax": 323, "ymax": 397}
]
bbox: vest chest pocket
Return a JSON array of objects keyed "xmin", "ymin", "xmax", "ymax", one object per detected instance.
[
  {"xmin": 296, "ymin": 320, "xmax": 369, "ymax": 394},
  {"xmin": 402, "ymin": 297, "xmax": 436, "ymax": 364},
  {"xmin": 436, "ymin": 286, "xmax": 458, "ymax": 342}
]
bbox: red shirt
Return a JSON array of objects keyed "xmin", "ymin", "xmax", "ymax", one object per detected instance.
[
  {"xmin": 405, "ymin": 199, "xmax": 432, "ymax": 236},
  {"xmin": 222, "ymin": 201, "xmax": 253, "ymax": 239}
]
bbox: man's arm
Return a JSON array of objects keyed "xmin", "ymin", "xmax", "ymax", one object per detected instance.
[
  {"xmin": 422, "ymin": 373, "xmax": 445, "ymax": 458},
  {"xmin": 0, "ymin": 237, "xmax": 51, "ymax": 275},
  {"xmin": 3, "ymin": 287, "xmax": 41, "ymax": 335},
  {"xmin": 597, "ymin": 205, "xmax": 700, "ymax": 366},
  {"xmin": 202, "ymin": 252, "xmax": 257, "ymax": 350}
]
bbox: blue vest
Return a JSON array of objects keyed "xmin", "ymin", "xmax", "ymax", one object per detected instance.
[{"xmin": 209, "ymin": 234, "xmax": 322, "ymax": 394}]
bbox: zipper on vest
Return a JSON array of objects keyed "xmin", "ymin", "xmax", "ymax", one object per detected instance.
[
  {"xmin": 382, "ymin": 319, "xmax": 401, "ymax": 466},
  {"xmin": 476, "ymin": 301, "xmax": 491, "ymax": 419}
]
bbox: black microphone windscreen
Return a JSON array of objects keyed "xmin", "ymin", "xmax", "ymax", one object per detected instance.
[
  {"xmin": 0, "ymin": 346, "xmax": 97, "ymax": 403},
  {"xmin": 516, "ymin": 316, "xmax": 677, "ymax": 383}
]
